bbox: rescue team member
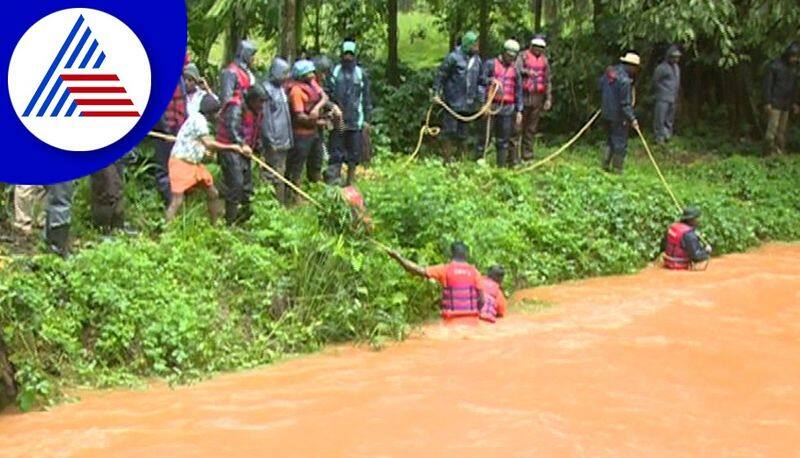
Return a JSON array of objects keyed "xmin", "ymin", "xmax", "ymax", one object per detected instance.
[
  {"xmin": 216, "ymin": 85, "xmax": 266, "ymax": 225},
  {"xmin": 166, "ymin": 94, "xmax": 242, "ymax": 225},
  {"xmin": 184, "ymin": 63, "xmax": 217, "ymax": 114},
  {"xmin": 479, "ymin": 265, "xmax": 507, "ymax": 323},
  {"xmin": 599, "ymin": 51, "xmax": 641, "ymax": 174},
  {"xmin": 89, "ymin": 160, "xmax": 126, "ymax": 232},
  {"xmin": 260, "ymin": 58, "xmax": 294, "ymax": 205},
  {"xmin": 652, "ymin": 45, "xmax": 682, "ymax": 145},
  {"xmin": 219, "ymin": 40, "xmax": 257, "ymax": 104},
  {"xmin": 763, "ymin": 42, "xmax": 799, "ymax": 155},
  {"xmin": 311, "ymin": 55, "xmax": 343, "ymax": 185},
  {"xmin": 327, "ymin": 39, "xmax": 373, "ymax": 186},
  {"xmin": 387, "ymin": 241, "xmax": 485, "ymax": 321},
  {"xmin": 153, "ymin": 55, "xmax": 191, "ymax": 206},
  {"xmin": 483, "ymin": 39, "xmax": 524, "ymax": 168},
  {"xmin": 661, "ymin": 206, "xmax": 712, "ymax": 270},
  {"xmin": 12, "ymin": 185, "xmax": 45, "ymax": 236},
  {"xmin": 286, "ymin": 60, "xmax": 327, "ymax": 205},
  {"xmin": 44, "ymin": 182, "xmax": 75, "ymax": 258},
  {"xmin": 515, "ymin": 35, "xmax": 553, "ymax": 162},
  {"xmin": 433, "ymin": 31, "xmax": 484, "ymax": 163}
]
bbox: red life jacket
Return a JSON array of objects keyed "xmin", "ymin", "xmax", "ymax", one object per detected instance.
[
  {"xmin": 493, "ymin": 58, "xmax": 517, "ymax": 105},
  {"xmin": 226, "ymin": 62, "xmax": 253, "ymax": 104},
  {"xmin": 664, "ymin": 222, "xmax": 693, "ymax": 270},
  {"xmin": 163, "ymin": 82, "xmax": 187, "ymax": 134},
  {"xmin": 440, "ymin": 262, "xmax": 480, "ymax": 319},
  {"xmin": 522, "ymin": 51, "xmax": 549, "ymax": 95},
  {"xmin": 479, "ymin": 277, "xmax": 502, "ymax": 323},
  {"xmin": 215, "ymin": 98, "xmax": 262, "ymax": 148}
]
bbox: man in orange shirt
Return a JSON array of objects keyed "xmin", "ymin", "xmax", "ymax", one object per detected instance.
[{"xmin": 388, "ymin": 241, "xmax": 484, "ymax": 320}]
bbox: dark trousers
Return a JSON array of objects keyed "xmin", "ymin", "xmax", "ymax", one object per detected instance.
[
  {"xmin": 265, "ymin": 148, "xmax": 289, "ymax": 204},
  {"xmin": 603, "ymin": 120, "xmax": 630, "ymax": 173},
  {"xmin": 90, "ymin": 162, "xmax": 125, "ymax": 230},
  {"xmin": 218, "ymin": 150, "xmax": 253, "ymax": 224},
  {"xmin": 515, "ymin": 93, "xmax": 545, "ymax": 160},
  {"xmin": 152, "ymin": 138, "xmax": 173, "ymax": 205},
  {"xmin": 287, "ymin": 134, "xmax": 319, "ymax": 203},
  {"xmin": 330, "ymin": 129, "xmax": 363, "ymax": 166},
  {"xmin": 484, "ymin": 112, "xmax": 516, "ymax": 168},
  {"xmin": 653, "ymin": 100, "xmax": 676, "ymax": 142}
]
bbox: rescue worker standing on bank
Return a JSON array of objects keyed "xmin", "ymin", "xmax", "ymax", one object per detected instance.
[
  {"xmin": 286, "ymin": 60, "xmax": 327, "ymax": 204},
  {"xmin": 661, "ymin": 206, "xmax": 712, "ymax": 270},
  {"xmin": 216, "ymin": 85, "xmax": 266, "ymax": 225},
  {"xmin": 483, "ymin": 39, "xmax": 524, "ymax": 168},
  {"xmin": 433, "ymin": 32, "xmax": 484, "ymax": 163},
  {"xmin": 327, "ymin": 40, "xmax": 373, "ymax": 186},
  {"xmin": 515, "ymin": 35, "xmax": 553, "ymax": 162},
  {"xmin": 219, "ymin": 40, "xmax": 257, "ymax": 104},
  {"xmin": 763, "ymin": 43, "xmax": 800, "ymax": 155},
  {"xmin": 652, "ymin": 46, "xmax": 682, "ymax": 145},
  {"xmin": 388, "ymin": 241, "xmax": 485, "ymax": 321},
  {"xmin": 599, "ymin": 51, "xmax": 641, "ymax": 174},
  {"xmin": 261, "ymin": 58, "xmax": 294, "ymax": 205}
]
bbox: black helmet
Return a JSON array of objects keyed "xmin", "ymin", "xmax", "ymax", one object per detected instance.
[
  {"xmin": 487, "ymin": 265, "xmax": 505, "ymax": 283},
  {"xmin": 680, "ymin": 206, "xmax": 702, "ymax": 222}
]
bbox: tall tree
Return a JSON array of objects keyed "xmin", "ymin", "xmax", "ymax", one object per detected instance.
[
  {"xmin": 479, "ymin": 0, "xmax": 491, "ymax": 57},
  {"xmin": 281, "ymin": 0, "xmax": 297, "ymax": 61},
  {"xmin": 296, "ymin": 0, "xmax": 305, "ymax": 54},
  {"xmin": 387, "ymin": 0, "xmax": 400, "ymax": 85},
  {"xmin": 533, "ymin": 0, "xmax": 543, "ymax": 33}
]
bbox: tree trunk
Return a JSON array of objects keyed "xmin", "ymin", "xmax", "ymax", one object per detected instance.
[
  {"xmin": 281, "ymin": 0, "xmax": 297, "ymax": 61},
  {"xmin": 314, "ymin": 0, "xmax": 321, "ymax": 53},
  {"xmin": 479, "ymin": 0, "xmax": 491, "ymax": 58},
  {"xmin": 295, "ymin": 0, "xmax": 305, "ymax": 56},
  {"xmin": 387, "ymin": 0, "xmax": 400, "ymax": 85},
  {"xmin": 592, "ymin": 0, "xmax": 603, "ymax": 31},
  {"xmin": 0, "ymin": 335, "xmax": 17, "ymax": 411},
  {"xmin": 533, "ymin": 0, "xmax": 543, "ymax": 33},
  {"xmin": 223, "ymin": 5, "xmax": 245, "ymax": 64}
]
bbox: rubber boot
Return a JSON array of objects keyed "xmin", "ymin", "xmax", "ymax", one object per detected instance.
[
  {"xmin": 496, "ymin": 146, "xmax": 509, "ymax": 168},
  {"xmin": 45, "ymin": 224, "xmax": 70, "ymax": 258},
  {"xmin": 224, "ymin": 200, "xmax": 239, "ymax": 226},
  {"xmin": 602, "ymin": 148, "xmax": 613, "ymax": 172},
  {"xmin": 611, "ymin": 153, "xmax": 625, "ymax": 175},
  {"xmin": 345, "ymin": 164, "xmax": 357, "ymax": 186},
  {"xmin": 325, "ymin": 163, "xmax": 343, "ymax": 186}
]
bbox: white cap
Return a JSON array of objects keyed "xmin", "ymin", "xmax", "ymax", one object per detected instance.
[
  {"xmin": 531, "ymin": 37, "xmax": 547, "ymax": 48},
  {"xmin": 619, "ymin": 52, "xmax": 641, "ymax": 66}
]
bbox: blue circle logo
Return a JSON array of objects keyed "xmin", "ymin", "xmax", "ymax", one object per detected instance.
[{"xmin": 2, "ymin": 1, "xmax": 187, "ymax": 184}]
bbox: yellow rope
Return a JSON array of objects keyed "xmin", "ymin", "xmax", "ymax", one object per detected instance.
[
  {"xmin": 406, "ymin": 106, "xmax": 440, "ymax": 165},
  {"xmin": 634, "ymin": 124, "xmax": 711, "ymax": 247},
  {"xmin": 516, "ymin": 110, "xmax": 601, "ymax": 174}
]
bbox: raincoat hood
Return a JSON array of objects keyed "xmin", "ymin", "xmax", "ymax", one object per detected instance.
[
  {"xmin": 236, "ymin": 40, "xmax": 258, "ymax": 66},
  {"xmin": 269, "ymin": 58, "xmax": 291, "ymax": 83}
]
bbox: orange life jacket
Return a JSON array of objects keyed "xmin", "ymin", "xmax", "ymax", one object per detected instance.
[{"xmin": 441, "ymin": 262, "xmax": 480, "ymax": 319}]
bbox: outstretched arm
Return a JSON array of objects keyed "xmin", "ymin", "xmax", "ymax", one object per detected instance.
[{"xmin": 387, "ymin": 250, "xmax": 427, "ymax": 278}]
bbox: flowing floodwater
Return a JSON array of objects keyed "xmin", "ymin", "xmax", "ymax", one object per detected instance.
[{"xmin": 2, "ymin": 244, "xmax": 799, "ymax": 457}]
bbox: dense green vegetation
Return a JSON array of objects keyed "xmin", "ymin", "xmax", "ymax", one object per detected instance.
[{"xmin": 2, "ymin": 140, "xmax": 799, "ymax": 410}]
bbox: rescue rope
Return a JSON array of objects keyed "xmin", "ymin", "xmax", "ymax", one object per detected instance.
[
  {"xmin": 634, "ymin": 124, "xmax": 712, "ymax": 248},
  {"xmin": 406, "ymin": 81, "xmax": 502, "ymax": 164},
  {"xmin": 515, "ymin": 110, "xmax": 601, "ymax": 173}
]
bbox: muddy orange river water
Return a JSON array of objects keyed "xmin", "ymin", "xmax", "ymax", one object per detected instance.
[{"xmin": 2, "ymin": 243, "xmax": 799, "ymax": 457}]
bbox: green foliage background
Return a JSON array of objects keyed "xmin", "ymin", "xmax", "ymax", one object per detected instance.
[{"xmin": 2, "ymin": 147, "xmax": 799, "ymax": 410}]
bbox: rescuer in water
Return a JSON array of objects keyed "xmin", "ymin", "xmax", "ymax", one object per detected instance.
[
  {"xmin": 479, "ymin": 265, "xmax": 507, "ymax": 323},
  {"xmin": 661, "ymin": 206, "xmax": 712, "ymax": 270},
  {"xmin": 388, "ymin": 241, "xmax": 485, "ymax": 321}
]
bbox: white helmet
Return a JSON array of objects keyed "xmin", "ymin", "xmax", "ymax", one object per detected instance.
[
  {"xmin": 531, "ymin": 37, "xmax": 547, "ymax": 48},
  {"xmin": 504, "ymin": 39, "xmax": 521, "ymax": 56}
]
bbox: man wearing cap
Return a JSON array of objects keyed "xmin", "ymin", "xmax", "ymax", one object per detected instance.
[
  {"xmin": 515, "ymin": 35, "xmax": 553, "ymax": 162},
  {"xmin": 652, "ymin": 45, "xmax": 682, "ymax": 144},
  {"xmin": 286, "ymin": 60, "xmax": 327, "ymax": 204},
  {"xmin": 661, "ymin": 206, "xmax": 712, "ymax": 270},
  {"xmin": 599, "ymin": 51, "xmax": 641, "ymax": 174},
  {"xmin": 763, "ymin": 43, "xmax": 800, "ymax": 155},
  {"xmin": 433, "ymin": 31, "xmax": 485, "ymax": 163},
  {"xmin": 326, "ymin": 40, "xmax": 373, "ymax": 185},
  {"xmin": 483, "ymin": 39, "xmax": 524, "ymax": 168}
]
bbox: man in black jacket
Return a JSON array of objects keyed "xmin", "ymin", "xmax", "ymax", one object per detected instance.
[
  {"xmin": 599, "ymin": 52, "xmax": 641, "ymax": 174},
  {"xmin": 763, "ymin": 43, "xmax": 800, "ymax": 155}
]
